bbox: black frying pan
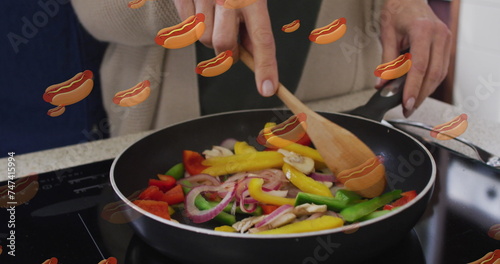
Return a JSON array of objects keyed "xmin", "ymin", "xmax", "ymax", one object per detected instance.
[{"xmin": 110, "ymin": 77, "xmax": 436, "ymax": 263}]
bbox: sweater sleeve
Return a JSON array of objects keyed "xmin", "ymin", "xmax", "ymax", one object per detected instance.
[{"xmin": 71, "ymin": 0, "xmax": 181, "ymax": 46}]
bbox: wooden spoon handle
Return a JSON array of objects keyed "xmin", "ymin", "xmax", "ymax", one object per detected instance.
[{"xmin": 238, "ymin": 46, "xmax": 315, "ymax": 117}]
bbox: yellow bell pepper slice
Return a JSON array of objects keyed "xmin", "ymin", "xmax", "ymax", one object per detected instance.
[
  {"xmin": 265, "ymin": 134, "xmax": 324, "ymax": 163},
  {"xmin": 248, "ymin": 178, "xmax": 295, "ymax": 206},
  {"xmin": 214, "ymin": 225, "xmax": 237, "ymax": 232},
  {"xmin": 234, "ymin": 141, "xmax": 257, "ymax": 155},
  {"xmin": 202, "ymin": 151, "xmax": 284, "ymax": 176},
  {"xmin": 255, "ymin": 215, "xmax": 344, "ymax": 235},
  {"xmin": 282, "ymin": 163, "xmax": 333, "ymax": 197}
]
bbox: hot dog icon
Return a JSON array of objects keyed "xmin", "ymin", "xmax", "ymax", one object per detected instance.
[
  {"xmin": 468, "ymin": 249, "xmax": 500, "ymax": 264},
  {"xmin": 336, "ymin": 155, "xmax": 386, "ymax": 198},
  {"xmin": 155, "ymin": 13, "xmax": 205, "ymax": 49},
  {"xmin": 46, "ymin": 105, "xmax": 66, "ymax": 117},
  {"xmin": 430, "ymin": 113, "xmax": 468, "ymax": 140},
  {"xmin": 282, "ymin": 19, "xmax": 300, "ymax": 33},
  {"xmin": 309, "ymin": 17, "xmax": 347, "ymax": 44},
  {"xmin": 128, "ymin": 0, "xmax": 150, "ymax": 9},
  {"xmin": 196, "ymin": 50, "xmax": 233, "ymax": 77},
  {"xmin": 374, "ymin": 53, "xmax": 412, "ymax": 80},
  {"xmin": 218, "ymin": 0, "xmax": 258, "ymax": 9},
  {"xmin": 41, "ymin": 257, "xmax": 58, "ymax": 264},
  {"xmin": 43, "ymin": 70, "xmax": 94, "ymax": 106},
  {"xmin": 257, "ymin": 113, "xmax": 309, "ymax": 149},
  {"xmin": 113, "ymin": 80, "xmax": 151, "ymax": 107},
  {"xmin": 0, "ymin": 174, "xmax": 39, "ymax": 208},
  {"xmin": 488, "ymin": 224, "xmax": 500, "ymax": 241}
]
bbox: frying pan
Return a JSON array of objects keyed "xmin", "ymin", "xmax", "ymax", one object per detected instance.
[{"xmin": 110, "ymin": 77, "xmax": 436, "ymax": 263}]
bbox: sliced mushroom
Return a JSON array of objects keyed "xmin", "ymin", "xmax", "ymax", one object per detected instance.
[
  {"xmin": 232, "ymin": 215, "xmax": 266, "ymax": 233},
  {"xmin": 293, "ymin": 203, "xmax": 327, "ymax": 217},
  {"xmin": 278, "ymin": 149, "xmax": 315, "ymax": 175}
]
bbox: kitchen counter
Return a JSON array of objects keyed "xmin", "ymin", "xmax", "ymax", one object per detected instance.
[{"xmin": 1, "ymin": 89, "xmax": 499, "ymax": 181}]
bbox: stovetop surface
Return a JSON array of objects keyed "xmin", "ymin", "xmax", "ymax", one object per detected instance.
[{"xmin": 0, "ymin": 143, "xmax": 499, "ymax": 264}]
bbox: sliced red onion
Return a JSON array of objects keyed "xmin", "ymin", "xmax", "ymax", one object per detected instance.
[
  {"xmin": 179, "ymin": 174, "xmax": 221, "ymax": 187},
  {"xmin": 220, "ymin": 138, "xmax": 238, "ymax": 150},
  {"xmin": 239, "ymin": 199, "xmax": 257, "ymax": 213},
  {"xmin": 255, "ymin": 204, "xmax": 293, "ymax": 228},
  {"xmin": 185, "ymin": 183, "xmax": 236, "ymax": 223},
  {"xmin": 308, "ymin": 172, "xmax": 336, "ymax": 182}
]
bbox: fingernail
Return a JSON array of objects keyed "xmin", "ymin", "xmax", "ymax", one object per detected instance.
[
  {"xmin": 376, "ymin": 77, "xmax": 382, "ymax": 87},
  {"xmin": 262, "ymin": 80, "xmax": 275, "ymax": 97},
  {"xmin": 405, "ymin": 97, "xmax": 415, "ymax": 111}
]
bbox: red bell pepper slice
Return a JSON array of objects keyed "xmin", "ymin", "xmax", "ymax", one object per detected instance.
[
  {"xmin": 383, "ymin": 190, "xmax": 417, "ymax": 210},
  {"xmin": 150, "ymin": 175, "xmax": 176, "ymax": 192},
  {"xmin": 139, "ymin": 185, "xmax": 167, "ymax": 201},
  {"xmin": 260, "ymin": 204, "xmax": 280, "ymax": 215},
  {"xmin": 133, "ymin": 199, "xmax": 171, "ymax": 220},
  {"xmin": 183, "ymin": 150, "xmax": 209, "ymax": 175},
  {"xmin": 163, "ymin": 184, "xmax": 185, "ymax": 205}
]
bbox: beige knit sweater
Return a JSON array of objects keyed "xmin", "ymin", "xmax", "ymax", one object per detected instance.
[{"xmin": 71, "ymin": 0, "xmax": 383, "ymax": 137}]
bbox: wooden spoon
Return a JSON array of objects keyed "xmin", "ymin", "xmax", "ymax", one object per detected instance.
[{"xmin": 238, "ymin": 46, "xmax": 375, "ymax": 174}]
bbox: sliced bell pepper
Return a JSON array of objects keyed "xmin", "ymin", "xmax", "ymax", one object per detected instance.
[
  {"xmin": 150, "ymin": 176, "xmax": 176, "ymax": 192},
  {"xmin": 163, "ymin": 184, "xmax": 185, "ymax": 205},
  {"xmin": 248, "ymin": 178, "xmax": 295, "ymax": 206},
  {"xmin": 165, "ymin": 162, "xmax": 185, "ymax": 180},
  {"xmin": 234, "ymin": 141, "xmax": 257, "ymax": 154},
  {"xmin": 183, "ymin": 150, "xmax": 209, "ymax": 175},
  {"xmin": 139, "ymin": 185, "xmax": 167, "ymax": 202},
  {"xmin": 340, "ymin": 189, "xmax": 402, "ymax": 222},
  {"xmin": 383, "ymin": 190, "xmax": 417, "ymax": 210},
  {"xmin": 255, "ymin": 215, "xmax": 343, "ymax": 235},
  {"xmin": 260, "ymin": 204, "xmax": 280, "ymax": 215},
  {"xmin": 133, "ymin": 199, "xmax": 171, "ymax": 220},
  {"xmin": 214, "ymin": 225, "xmax": 237, "ymax": 232},
  {"xmin": 294, "ymin": 190, "xmax": 362, "ymax": 212},
  {"xmin": 282, "ymin": 163, "xmax": 333, "ymax": 197},
  {"xmin": 202, "ymin": 151, "xmax": 284, "ymax": 176}
]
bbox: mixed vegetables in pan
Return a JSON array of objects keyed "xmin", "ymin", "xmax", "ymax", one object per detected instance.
[{"xmin": 132, "ymin": 114, "xmax": 417, "ymax": 234}]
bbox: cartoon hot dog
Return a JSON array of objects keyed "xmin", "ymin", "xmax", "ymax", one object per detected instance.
[
  {"xmin": 155, "ymin": 13, "xmax": 205, "ymax": 49},
  {"xmin": 430, "ymin": 113, "xmax": 468, "ymax": 140},
  {"xmin": 0, "ymin": 174, "xmax": 39, "ymax": 208},
  {"xmin": 488, "ymin": 224, "xmax": 500, "ymax": 240},
  {"xmin": 42, "ymin": 257, "xmax": 58, "ymax": 264},
  {"xmin": 336, "ymin": 155, "xmax": 386, "ymax": 198},
  {"xmin": 47, "ymin": 105, "xmax": 66, "ymax": 117},
  {"xmin": 113, "ymin": 80, "xmax": 151, "ymax": 107},
  {"xmin": 469, "ymin": 249, "xmax": 500, "ymax": 264},
  {"xmin": 309, "ymin": 17, "xmax": 346, "ymax": 44},
  {"xmin": 43, "ymin": 70, "xmax": 94, "ymax": 106},
  {"xmin": 128, "ymin": 0, "xmax": 147, "ymax": 9},
  {"xmin": 374, "ymin": 53, "xmax": 412, "ymax": 80},
  {"xmin": 257, "ymin": 113, "xmax": 309, "ymax": 149},
  {"xmin": 218, "ymin": 0, "xmax": 258, "ymax": 9},
  {"xmin": 282, "ymin": 19, "xmax": 300, "ymax": 33},
  {"xmin": 195, "ymin": 50, "xmax": 233, "ymax": 77}
]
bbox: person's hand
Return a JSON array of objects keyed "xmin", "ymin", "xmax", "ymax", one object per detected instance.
[
  {"xmin": 377, "ymin": 0, "xmax": 452, "ymax": 117},
  {"xmin": 173, "ymin": 0, "xmax": 279, "ymax": 97}
]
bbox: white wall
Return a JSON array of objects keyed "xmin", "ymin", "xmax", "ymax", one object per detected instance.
[{"xmin": 454, "ymin": 0, "xmax": 500, "ymax": 123}]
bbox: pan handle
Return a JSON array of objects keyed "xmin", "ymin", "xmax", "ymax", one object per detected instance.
[{"xmin": 345, "ymin": 76, "xmax": 406, "ymax": 122}]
